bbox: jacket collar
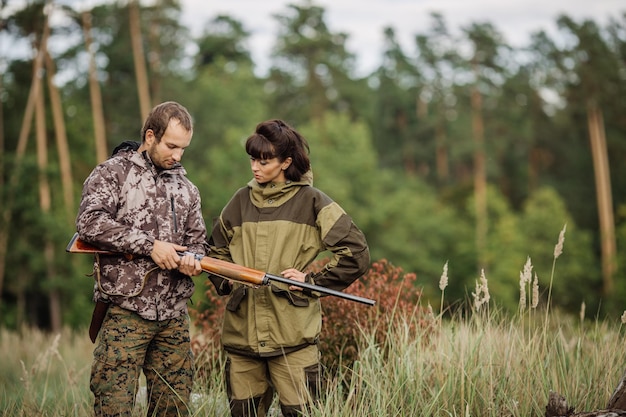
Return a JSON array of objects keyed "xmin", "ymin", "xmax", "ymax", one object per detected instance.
[
  {"xmin": 247, "ymin": 170, "xmax": 313, "ymax": 207},
  {"xmin": 128, "ymin": 149, "xmax": 186, "ymax": 177}
]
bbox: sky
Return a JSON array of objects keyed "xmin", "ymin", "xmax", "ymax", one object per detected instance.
[
  {"xmin": 0, "ymin": 0, "xmax": 623, "ymax": 77},
  {"xmin": 179, "ymin": 0, "xmax": 625, "ymax": 76}
]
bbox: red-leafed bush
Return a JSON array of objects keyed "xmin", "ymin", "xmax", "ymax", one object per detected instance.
[
  {"xmin": 191, "ymin": 259, "xmax": 432, "ymax": 372},
  {"xmin": 191, "ymin": 281, "xmax": 226, "ymax": 376},
  {"xmin": 317, "ymin": 259, "xmax": 432, "ymax": 369}
]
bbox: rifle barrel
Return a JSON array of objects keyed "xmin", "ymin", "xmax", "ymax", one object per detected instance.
[{"xmin": 265, "ymin": 273, "xmax": 376, "ymax": 306}]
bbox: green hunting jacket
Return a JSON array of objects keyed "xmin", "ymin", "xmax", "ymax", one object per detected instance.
[{"xmin": 209, "ymin": 172, "xmax": 370, "ymax": 357}]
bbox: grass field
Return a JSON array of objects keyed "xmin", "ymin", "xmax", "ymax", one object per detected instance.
[
  {"xmin": 2, "ymin": 228, "xmax": 624, "ymax": 416},
  {"xmin": 1, "ymin": 305, "xmax": 625, "ymax": 417}
]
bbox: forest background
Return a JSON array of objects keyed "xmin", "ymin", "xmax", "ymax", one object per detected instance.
[{"xmin": 1, "ymin": 0, "xmax": 626, "ymax": 332}]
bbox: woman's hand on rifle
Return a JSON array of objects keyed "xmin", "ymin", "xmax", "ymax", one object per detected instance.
[{"xmin": 281, "ymin": 268, "xmax": 306, "ymax": 291}]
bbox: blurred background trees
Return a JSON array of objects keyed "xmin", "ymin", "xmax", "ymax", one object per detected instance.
[{"xmin": 1, "ymin": 0, "xmax": 625, "ymax": 330}]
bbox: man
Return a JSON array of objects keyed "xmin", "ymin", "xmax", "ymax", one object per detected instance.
[{"xmin": 76, "ymin": 101, "xmax": 208, "ymax": 416}]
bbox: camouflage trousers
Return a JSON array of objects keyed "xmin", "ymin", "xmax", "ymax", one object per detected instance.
[
  {"xmin": 90, "ymin": 305, "xmax": 194, "ymax": 417},
  {"xmin": 225, "ymin": 345, "xmax": 321, "ymax": 417}
]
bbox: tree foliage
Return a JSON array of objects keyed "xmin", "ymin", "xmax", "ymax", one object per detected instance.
[{"xmin": 1, "ymin": 0, "xmax": 625, "ymax": 329}]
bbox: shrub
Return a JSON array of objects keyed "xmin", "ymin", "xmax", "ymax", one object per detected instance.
[
  {"xmin": 191, "ymin": 281, "xmax": 226, "ymax": 376},
  {"xmin": 317, "ymin": 259, "xmax": 432, "ymax": 370}
]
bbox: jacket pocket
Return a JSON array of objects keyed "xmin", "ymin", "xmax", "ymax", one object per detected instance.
[
  {"xmin": 270, "ymin": 284, "xmax": 310, "ymax": 307},
  {"xmin": 226, "ymin": 286, "xmax": 247, "ymax": 311}
]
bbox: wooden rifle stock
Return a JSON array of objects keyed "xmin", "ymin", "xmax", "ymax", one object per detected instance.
[{"xmin": 66, "ymin": 233, "xmax": 375, "ymax": 306}]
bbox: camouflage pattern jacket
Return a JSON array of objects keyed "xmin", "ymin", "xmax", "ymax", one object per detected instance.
[{"xmin": 76, "ymin": 147, "xmax": 208, "ymax": 321}]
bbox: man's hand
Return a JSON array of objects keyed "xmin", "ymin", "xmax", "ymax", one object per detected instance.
[
  {"xmin": 151, "ymin": 240, "xmax": 186, "ymax": 270},
  {"xmin": 151, "ymin": 240, "xmax": 202, "ymax": 276},
  {"xmin": 178, "ymin": 252, "xmax": 202, "ymax": 277}
]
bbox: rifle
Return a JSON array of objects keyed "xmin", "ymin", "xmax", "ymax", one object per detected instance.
[{"xmin": 66, "ymin": 233, "xmax": 376, "ymax": 306}]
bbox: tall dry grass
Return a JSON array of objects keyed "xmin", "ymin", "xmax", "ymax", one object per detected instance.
[
  {"xmin": 0, "ymin": 326, "xmax": 229, "ymax": 417},
  {"xmin": 310, "ymin": 307, "xmax": 626, "ymax": 417},
  {"xmin": 2, "ymin": 224, "xmax": 625, "ymax": 416},
  {"xmin": 2, "ymin": 307, "xmax": 625, "ymax": 416},
  {"xmin": 0, "ymin": 326, "xmax": 93, "ymax": 416}
]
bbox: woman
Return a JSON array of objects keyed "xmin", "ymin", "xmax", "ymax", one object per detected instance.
[{"xmin": 208, "ymin": 119, "xmax": 370, "ymax": 417}]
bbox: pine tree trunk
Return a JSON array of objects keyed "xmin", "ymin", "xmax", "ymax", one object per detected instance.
[
  {"xmin": 435, "ymin": 117, "xmax": 449, "ymax": 184},
  {"xmin": 81, "ymin": 10, "xmax": 108, "ymax": 163},
  {"xmin": 586, "ymin": 101, "xmax": 616, "ymax": 295},
  {"xmin": 148, "ymin": 14, "xmax": 162, "ymax": 104},
  {"xmin": 398, "ymin": 110, "xmax": 416, "ymax": 175},
  {"xmin": 45, "ymin": 51, "xmax": 75, "ymax": 219},
  {"xmin": 35, "ymin": 68, "xmax": 62, "ymax": 332},
  {"xmin": 129, "ymin": 0, "xmax": 152, "ymax": 119},
  {"xmin": 0, "ymin": 69, "xmax": 4, "ymax": 300},
  {"xmin": 471, "ymin": 84, "xmax": 487, "ymax": 268}
]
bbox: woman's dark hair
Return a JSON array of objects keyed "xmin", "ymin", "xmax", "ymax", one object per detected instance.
[
  {"xmin": 245, "ymin": 119, "xmax": 311, "ymax": 182},
  {"xmin": 141, "ymin": 101, "xmax": 193, "ymax": 142}
]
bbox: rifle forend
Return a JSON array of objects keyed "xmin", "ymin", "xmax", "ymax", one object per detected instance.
[{"xmin": 66, "ymin": 233, "xmax": 376, "ymax": 306}]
